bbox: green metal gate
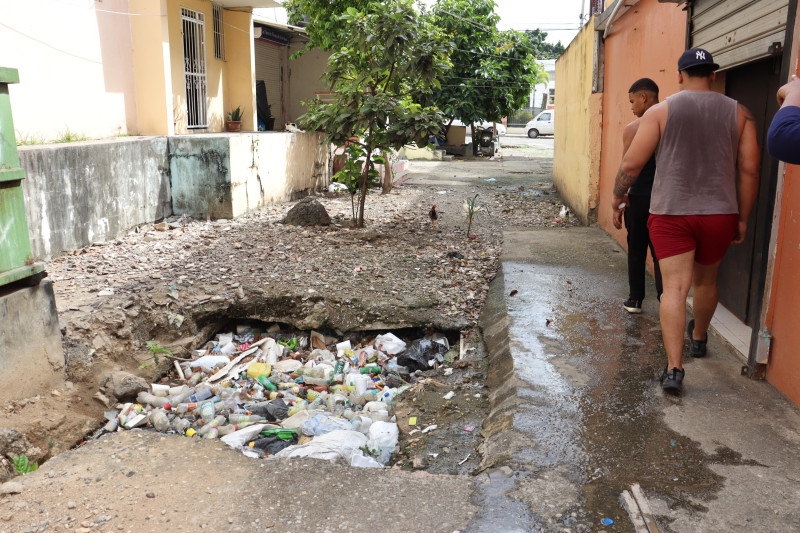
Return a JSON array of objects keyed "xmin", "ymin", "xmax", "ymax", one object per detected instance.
[{"xmin": 0, "ymin": 66, "xmax": 43, "ymax": 287}]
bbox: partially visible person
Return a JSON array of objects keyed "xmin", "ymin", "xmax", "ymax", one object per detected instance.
[
  {"xmin": 613, "ymin": 78, "xmax": 664, "ymax": 313},
  {"xmin": 610, "ymin": 48, "xmax": 760, "ymax": 393},
  {"xmin": 767, "ymin": 75, "xmax": 800, "ymax": 164}
]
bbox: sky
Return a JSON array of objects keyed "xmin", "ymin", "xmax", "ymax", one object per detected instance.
[
  {"xmin": 259, "ymin": 0, "xmax": 587, "ymax": 48},
  {"xmin": 494, "ymin": 0, "xmax": 586, "ymax": 47}
]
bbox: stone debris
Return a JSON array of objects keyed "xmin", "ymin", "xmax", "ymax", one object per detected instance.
[
  {"xmin": 283, "ymin": 196, "xmax": 332, "ymax": 226},
  {"xmin": 100, "ymin": 371, "xmax": 149, "ymax": 401},
  {"xmin": 93, "ymin": 325, "xmax": 455, "ymax": 469}
]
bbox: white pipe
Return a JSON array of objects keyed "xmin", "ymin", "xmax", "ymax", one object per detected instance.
[{"xmin": 603, "ymin": 0, "xmax": 624, "ymax": 40}]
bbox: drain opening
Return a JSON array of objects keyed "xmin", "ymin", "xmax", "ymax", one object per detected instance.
[{"xmin": 92, "ymin": 320, "xmax": 485, "ymax": 472}]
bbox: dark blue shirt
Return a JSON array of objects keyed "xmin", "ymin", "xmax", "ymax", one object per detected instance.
[{"xmin": 768, "ymin": 106, "xmax": 800, "ymax": 165}]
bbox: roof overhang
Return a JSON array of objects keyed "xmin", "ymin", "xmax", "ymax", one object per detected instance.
[
  {"xmin": 216, "ymin": 0, "xmax": 280, "ymax": 8},
  {"xmin": 252, "ymin": 16, "xmax": 308, "ymax": 40},
  {"xmin": 595, "ymin": 0, "xmax": 642, "ymax": 32}
]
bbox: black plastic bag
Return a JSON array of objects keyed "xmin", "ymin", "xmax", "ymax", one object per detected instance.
[
  {"xmin": 397, "ymin": 339, "xmax": 447, "ymax": 372},
  {"xmin": 251, "ymin": 436, "xmax": 298, "ymax": 455}
]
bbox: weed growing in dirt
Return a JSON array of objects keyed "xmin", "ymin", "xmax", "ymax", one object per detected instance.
[
  {"xmin": 141, "ymin": 341, "xmax": 173, "ymax": 368},
  {"xmin": 12, "ymin": 454, "xmax": 38, "ymax": 475}
]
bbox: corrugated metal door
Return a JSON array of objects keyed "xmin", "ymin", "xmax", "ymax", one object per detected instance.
[
  {"xmin": 690, "ymin": 0, "xmax": 790, "ymax": 70},
  {"xmin": 254, "ymin": 39, "xmax": 284, "ymax": 129}
]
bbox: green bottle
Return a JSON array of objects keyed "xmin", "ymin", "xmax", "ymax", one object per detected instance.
[
  {"xmin": 258, "ymin": 375, "xmax": 277, "ymax": 391},
  {"xmin": 360, "ymin": 365, "xmax": 381, "ymax": 375}
]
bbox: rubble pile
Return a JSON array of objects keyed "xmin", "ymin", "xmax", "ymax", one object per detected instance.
[{"xmin": 97, "ymin": 326, "xmax": 457, "ymax": 468}]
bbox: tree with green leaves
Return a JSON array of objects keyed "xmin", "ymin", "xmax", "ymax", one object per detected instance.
[
  {"xmin": 299, "ymin": 1, "xmax": 452, "ymax": 228},
  {"xmin": 430, "ymin": 0, "xmax": 544, "ymax": 140},
  {"xmin": 524, "ymin": 29, "xmax": 565, "ymax": 59},
  {"xmin": 284, "ymin": 0, "xmax": 373, "ymax": 53}
]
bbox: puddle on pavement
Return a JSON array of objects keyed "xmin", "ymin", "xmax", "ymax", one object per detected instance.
[{"xmin": 503, "ymin": 263, "xmax": 764, "ymax": 529}]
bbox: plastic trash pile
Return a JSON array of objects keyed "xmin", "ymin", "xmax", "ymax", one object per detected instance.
[{"xmin": 99, "ymin": 326, "xmax": 454, "ymax": 468}]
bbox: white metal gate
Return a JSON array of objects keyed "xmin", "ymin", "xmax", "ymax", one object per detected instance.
[
  {"xmin": 690, "ymin": 0, "xmax": 790, "ymax": 71},
  {"xmin": 181, "ymin": 7, "xmax": 208, "ymax": 129},
  {"xmin": 254, "ymin": 39, "xmax": 285, "ymax": 128}
]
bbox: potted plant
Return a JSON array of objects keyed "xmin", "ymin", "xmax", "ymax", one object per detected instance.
[{"xmin": 226, "ymin": 106, "xmax": 243, "ymax": 132}]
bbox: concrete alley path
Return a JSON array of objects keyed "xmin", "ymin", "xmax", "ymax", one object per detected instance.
[{"xmin": 476, "ymin": 225, "xmax": 800, "ymax": 532}]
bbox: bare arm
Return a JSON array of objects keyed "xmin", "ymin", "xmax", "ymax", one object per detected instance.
[
  {"xmin": 612, "ymin": 104, "xmax": 664, "ymax": 208},
  {"xmin": 612, "ymin": 121, "xmax": 639, "ymax": 229},
  {"xmin": 777, "ymin": 75, "xmax": 800, "ymax": 109},
  {"xmin": 734, "ymin": 103, "xmax": 760, "ymax": 244}
]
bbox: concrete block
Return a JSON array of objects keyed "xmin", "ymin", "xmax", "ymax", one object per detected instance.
[{"xmin": 0, "ymin": 280, "xmax": 63, "ymax": 403}]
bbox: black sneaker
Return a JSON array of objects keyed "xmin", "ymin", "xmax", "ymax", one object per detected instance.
[
  {"xmin": 623, "ymin": 298, "xmax": 642, "ymax": 314},
  {"xmin": 686, "ymin": 319, "xmax": 707, "ymax": 358},
  {"xmin": 660, "ymin": 367, "xmax": 685, "ymax": 392}
]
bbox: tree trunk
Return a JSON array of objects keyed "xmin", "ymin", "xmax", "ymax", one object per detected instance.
[
  {"xmin": 357, "ymin": 150, "xmax": 372, "ymax": 228},
  {"xmin": 381, "ymin": 152, "xmax": 393, "ymax": 194}
]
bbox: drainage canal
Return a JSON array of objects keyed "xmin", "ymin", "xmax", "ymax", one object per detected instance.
[{"xmin": 90, "ymin": 321, "xmax": 489, "ymax": 474}]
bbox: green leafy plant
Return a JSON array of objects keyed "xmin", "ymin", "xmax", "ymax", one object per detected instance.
[
  {"xmin": 465, "ymin": 193, "xmax": 482, "ymax": 237},
  {"xmin": 227, "ymin": 106, "xmax": 243, "ymax": 122},
  {"xmin": 145, "ymin": 341, "xmax": 172, "ymax": 366},
  {"xmin": 12, "ymin": 454, "xmax": 38, "ymax": 475},
  {"xmin": 359, "ymin": 444, "xmax": 381, "ymax": 459},
  {"xmin": 278, "ymin": 337, "xmax": 299, "ymax": 351}
]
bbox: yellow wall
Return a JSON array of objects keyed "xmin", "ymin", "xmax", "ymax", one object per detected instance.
[
  {"xmin": 225, "ymin": 10, "xmax": 256, "ymax": 131},
  {"xmin": 132, "ymin": 0, "xmax": 173, "ymax": 136},
  {"xmin": 553, "ymin": 19, "xmax": 599, "ymax": 224}
]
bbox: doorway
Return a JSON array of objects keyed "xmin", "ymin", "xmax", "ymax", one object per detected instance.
[{"xmin": 717, "ymin": 58, "xmax": 782, "ymax": 326}]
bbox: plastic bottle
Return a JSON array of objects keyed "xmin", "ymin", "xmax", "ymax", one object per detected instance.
[
  {"xmin": 199, "ymin": 400, "xmax": 216, "ymax": 422},
  {"xmin": 188, "ymin": 387, "xmax": 213, "ymax": 403},
  {"xmin": 136, "ymin": 391, "xmax": 171, "ymax": 409},
  {"xmin": 176, "ymin": 402, "xmax": 199, "ymax": 415},
  {"xmin": 360, "ymin": 365, "xmax": 381, "ymax": 375},
  {"xmin": 330, "ymin": 393, "xmax": 348, "ymax": 416},
  {"xmin": 331, "ymin": 360, "xmax": 345, "ymax": 384},
  {"xmin": 199, "ymin": 415, "xmax": 226, "ymax": 435},
  {"xmin": 204, "ymin": 427, "xmax": 219, "ymax": 439},
  {"xmin": 258, "ymin": 375, "xmax": 277, "ymax": 391},
  {"xmin": 228, "ymin": 414, "xmax": 265, "ymax": 424},
  {"xmin": 170, "ymin": 387, "xmax": 196, "ymax": 405},
  {"xmin": 149, "ymin": 409, "xmax": 171, "ymax": 431},
  {"xmin": 172, "ymin": 417, "xmax": 191, "ymax": 433}
]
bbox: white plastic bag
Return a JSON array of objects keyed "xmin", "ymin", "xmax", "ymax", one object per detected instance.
[
  {"xmin": 220, "ymin": 423, "xmax": 268, "ymax": 448},
  {"xmin": 367, "ymin": 421, "xmax": 399, "ymax": 464},
  {"xmin": 300, "ymin": 414, "xmax": 353, "ymax": 436},
  {"xmin": 191, "ymin": 355, "xmax": 231, "ymax": 372},
  {"xmin": 273, "ymin": 429, "xmax": 367, "ymax": 463},
  {"xmin": 375, "ymin": 333, "xmax": 406, "ymax": 355}
]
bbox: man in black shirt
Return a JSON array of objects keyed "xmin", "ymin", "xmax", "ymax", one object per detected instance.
[{"xmin": 613, "ymin": 78, "xmax": 663, "ymax": 313}]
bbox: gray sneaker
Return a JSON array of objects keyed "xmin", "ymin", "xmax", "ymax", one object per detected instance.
[
  {"xmin": 686, "ymin": 319, "xmax": 707, "ymax": 358},
  {"xmin": 660, "ymin": 367, "xmax": 685, "ymax": 392}
]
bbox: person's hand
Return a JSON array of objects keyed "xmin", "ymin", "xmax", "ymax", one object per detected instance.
[
  {"xmin": 732, "ymin": 219, "xmax": 748, "ymax": 244},
  {"xmin": 611, "ymin": 194, "xmax": 628, "ymax": 230},
  {"xmin": 777, "ymin": 75, "xmax": 800, "ymax": 106}
]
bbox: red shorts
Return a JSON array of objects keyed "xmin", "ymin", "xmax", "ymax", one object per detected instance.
[{"xmin": 647, "ymin": 214, "xmax": 738, "ymax": 265}]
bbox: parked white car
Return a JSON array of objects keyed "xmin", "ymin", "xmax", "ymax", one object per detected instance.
[
  {"xmin": 450, "ymin": 120, "xmax": 507, "ymax": 136},
  {"xmin": 525, "ymin": 110, "xmax": 554, "ymax": 138}
]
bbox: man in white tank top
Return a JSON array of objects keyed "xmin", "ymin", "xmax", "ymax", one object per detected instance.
[{"xmin": 610, "ymin": 48, "xmax": 760, "ymax": 393}]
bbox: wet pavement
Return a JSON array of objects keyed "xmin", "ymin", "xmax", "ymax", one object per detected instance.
[{"xmin": 476, "ymin": 226, "xmax": 800, "ymax": 532}]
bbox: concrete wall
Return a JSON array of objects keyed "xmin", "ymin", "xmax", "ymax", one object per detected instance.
[
  {"xmin": 596, "ymin": 0, "xmax": 687, "ymax": 246},
  {"xmin": 170, "ymin": 131, "xmax": 330, "ymax": 219},
  {"xmin": 19, "ymin": 138, "xmax": 172, "ymax": 259},
  {"xmin": 1, "ymin": 0, "xmax": 137, "ymax": 141},
  {"xmin": 0, "ymin": 281, "xmax": 64, "ymax": 403},
  {"xmin": 553, "ymin": 20, "xmax": 599, "ymax": 225},
  {"xmin": 225, "ymin": 9, "xmax": 257, "ymax": 132}
]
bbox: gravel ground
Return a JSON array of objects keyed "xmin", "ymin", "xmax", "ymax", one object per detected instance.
[{"xmin": 1, "ymin": 139, "xmax": 575, "ymax": 530}]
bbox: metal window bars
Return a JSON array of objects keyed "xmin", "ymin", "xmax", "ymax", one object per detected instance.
[
  {"xmin": 181, "ymin": 8, "xmax": 208, "ymax": 129},
  {"xmin": 212, "ymin": 3, "xmax": 225, "ymax": 61}
]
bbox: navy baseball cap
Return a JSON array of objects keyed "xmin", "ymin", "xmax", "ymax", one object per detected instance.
[{"xmin": 678, "ymin": 48, "xmax": 719, "ymax": 72}]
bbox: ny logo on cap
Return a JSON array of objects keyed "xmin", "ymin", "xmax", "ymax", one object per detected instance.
[{"xmin": 696, "ymin": 50, "xmax": 706, "ymax": 60}]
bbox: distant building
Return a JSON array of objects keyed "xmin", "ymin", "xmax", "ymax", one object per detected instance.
[{"xmin": 531, "ymin": 59, "xmax": 556, "ymax": 112}]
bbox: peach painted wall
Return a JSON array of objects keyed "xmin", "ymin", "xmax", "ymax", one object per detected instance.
[
  {"xmin": 596, "ymin": 0, "xmax": 687, "ymax": 248},
  {"xmin": 765, "ymin": 51, "xmax": 800, "ymax": 406}
]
